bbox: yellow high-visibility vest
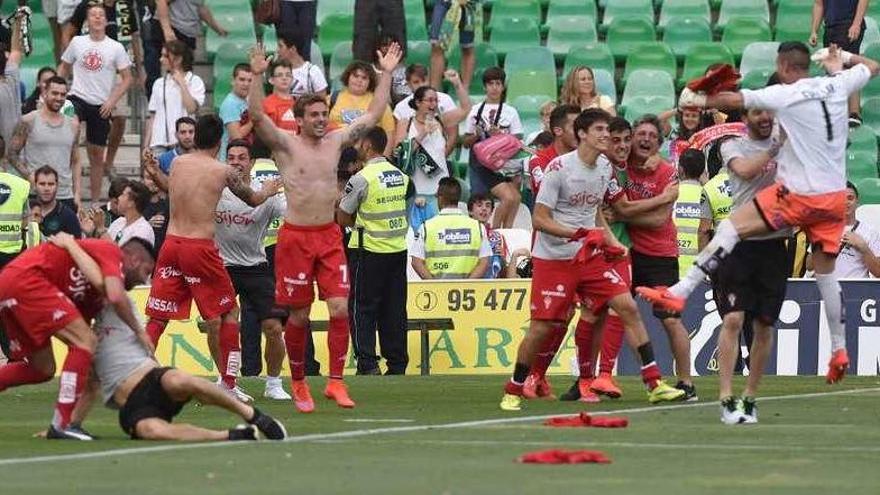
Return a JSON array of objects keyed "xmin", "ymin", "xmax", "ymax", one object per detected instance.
[
  {"xmin": 703, "ymin": 170, "xmax": 733, "ymax": 227},
  {"xmin": 422, "ymin": 210, "xmax": 482, "ymax": 279},
  {"xmin": 0, "ymin": 172, "xmax": 29, "ymax": 254},
  {"xmin": 251, "ymin": 158, "xmax": 282, "ymax": 248},
  {"xmin": 674, "ymin": 181, "xmax": 703, "ymax": 278},
  {"xmin": 348, "ymin": 159, "xmax": 409, "ymax": 253}
]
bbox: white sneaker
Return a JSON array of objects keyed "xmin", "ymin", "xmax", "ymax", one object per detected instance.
[
  {"xmin": 741, "ymin": 397, "xmax": 758, "ymax": 424},
  {"xmin": 222, "ymin": 383, "xmax": 254, "ymax": 403},
  {"xmin": 720, "ymin": 396, "xmax": 746, "ymax": 425},
  {"xmin": 263, "ymin": 382, "xmax": 292, "ymax": 401}
]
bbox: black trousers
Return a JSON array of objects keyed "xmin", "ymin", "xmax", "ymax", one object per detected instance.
[
  {"xmin": 276, "ymin": 1, "xmax": 317, "ymax": 61},
  {"xmin": 348, "ymin": 248, "xmax": 408, "ymax": 374},
  {"xmin": 353, "ymin": 0, "xmax": 407, "ymax": 62}
]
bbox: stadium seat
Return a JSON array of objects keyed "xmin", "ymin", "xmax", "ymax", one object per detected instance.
[
  {"xmin": 546, "ymin": 0, "xmax": 598, "ymax": 27},
  {"xmin": 511, "ymin": 94, "xmax": 553, "ymax": 137},
  {"xmin": 862, "ymin": 43, "xmax": 880, "ymax": 100},
  {"xmin": 606, "ymin": 17, "xmax": 657, "ymax": 62},
  {"xmin": 717, "ymin": 0, "xmax": 770, "ymax": 31},
  {"xmin": 856, "ymin": 204, "xmax": 880, "ymax": 227},
  {"xmin": 506, "ymin": 69, "xmax": 558, "ymax": 102},
  {"xmin": 847, "ymin": 151, "xmax": 879, "ymax": 181},
  {"xmin": 318, "ymin": 13, "xmax": 354, "ymax": 60},
  {"xmin": 849, "ymin": 125, "xmax": 878, "ymax": 155},
  {"xmin": 19, "ymin": 66, "xmax": 39, "ymax": 96},
  {"xmin": 862, "ymin": 17, "xmax": 880, "ymax": 53},
  {"xmin": 602, "ymin": 0, "xmax": 654, "ymax": 32},
  {"xmin": 328, "ymin": 42, "xmax": 354, "ymax": 92},
  {"xmin": 678, "ymin": 42, "xmax": 735, "ymax": 89},
  {"xmin": 861, "ymin": 96, "xmax": 880, "ymax": 136},
  {"xmin": 546, "ymin": 16, "xmax": 598, "ymax": 60},
  {"xmin": 620, "ymin": 69, "xmax": 676, "ymax": 119},
  {"xmin": 317, "ymin": 0, "xmax": 355, "ymax": 26},
  {"xmin": 722, "ymin": 17, "xmax": 772, "ymax": 63},
  {"xmin": 868, "ymin": 1, "xmax": 880, "ymax": 23},
  {"xmin": 489, "ymin": 18, "xmax": 541, "ymax": 60},
  {"xmin": 856, "ymin": 178, "xmax": 880, "ymax": 204},
  {"xmin": 406, "ymin": 12, "xmax": 429, "ymax": 43},
  {"xmin": 488, "ymin": 0, "xmax": 542, "ymax": 33},
  {"xmin": 623, "ymin": 42, "xmax": 677, "ymax": 85},
  {"xmin": 505, "ymin": 46, "xmax": 555, "ymax": 74},
  {"xmin": 739, "ymin": 42, "xmax": 780, "ymax": 76},
  {"xmin": 663, "ymin": 17, "xmax": 712, "ymax": 61},
  {"xmin": 562, "ymin": 43, "xmax": 616, "ymax": 81},
  {"xmin": 448, "ymin": 44, "xmax": 499, "ymax": 95},
  {"xmin": 739, "ymin": 69, "xmax": 774, "ymax": 90},
  {"xmin": 407, "ymin": 41, "xmax": 432, "ymax": 68},
  {"xmin": 594, "ymin": 68, "xmax": 618, "ymax": 104},
  {"xmin": 212, "ymin": 42, "xmax": 248, "ymax": 108},
  {"xmin": 658, "ymin": 0, "xmax": 711, "ymax": 30}
]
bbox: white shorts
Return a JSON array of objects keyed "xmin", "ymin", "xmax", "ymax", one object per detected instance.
[
  {"xmin": 41, "ymin": 0, "xmax": 58, "ymax": 19},
  {"xmin": 57, "ymin": 0, "xmax": 80, "ymax": 25}
]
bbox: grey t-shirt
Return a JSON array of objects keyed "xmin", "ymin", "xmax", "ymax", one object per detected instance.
[
  {"xmin": 0, "ymin": 63, "xmax": 21, "ymax": 159},
  {"xmin": 720, "ymin": 135, "xmax": 791, "ymax": 240},
  {"xmin": 23, "ymin": 113, "xmax": 77, "ymax": 200},
  {"xmin": 169, "ymin": 0, "xmax": 204, "ymax": 39},
  {"xmin": 93, "ymin": 297, "xmax": 154, "ymax": 407},
  {"xmin": 533, "ymin": 151, "xmax": 621, "ymax": 260},
  {"xmin": 214, "ymin": 182, "xmax": 286, "ymax": 267}
]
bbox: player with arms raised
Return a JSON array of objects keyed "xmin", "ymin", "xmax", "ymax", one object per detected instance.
[{"xmin": 247, "ymin": 42, "xmax": 403, "ymax": 412}]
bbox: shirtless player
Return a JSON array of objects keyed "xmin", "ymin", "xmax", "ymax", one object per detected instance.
[
  {"xmin": 247, "ymin": 42, "xmax": 403, "ymax": 412},
  {"xmin": 144, "ymin": 115, "xmax": 280, "ymax": 401}
]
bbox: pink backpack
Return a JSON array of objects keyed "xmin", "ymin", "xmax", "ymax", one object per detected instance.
[{"xmin": 473, "ymin": 134, "xmax": 524, "ymax": 172}]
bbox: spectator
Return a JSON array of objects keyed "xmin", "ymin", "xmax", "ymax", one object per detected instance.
[
  {"xmin": 467, "ymin": 193, "xmax": 513, "ymax": 279},
  {"xmin": 276, "ymin": 29, "xmax": 327, "ymax": 98},
  {"xmin": 674, "ymin": 148, "xmax": 706, "ymax": 278},
  {"xmin": 157, "ymin": 116, "xmax": 196, "ymax": 178},
  {"xmin": 810, "ymin": 0, "xmax": 867, "ymax": 125},
  {"xmin": 145, "ymin": 40, "xmax": 204, "ymax": 155},
  {"xmin": 32, "ymin": 165, "xmax": 81, "ymax": 238},
  {"xmin": 0, "ymin": 12, "xmax": 23, "ymax": 162},
  {"xmin": 219, "ymin": 63, "xmax": 254, "ymax": 160},
  {"xmin": 411, "ymin": 177, "xmax": 490, "ymax": 279},
  {"xmin": 374, "ymin": 36, "xmax": 410, "ymax": 103},
  {"xmin": 429, "ymin": 0, "xmax": 478, "ymax": 90},
  {"xmin": 393, "ymin": 64, "xmax": 458, "ymax": 155},
  {"xmin": 525, "ymin": 100, "xmax": 557, "ymax": 147},
  {"xmin": 96, "ymin": 181, "xmax": 155, "ymax": 246},
  {"xmin": 0, "ymin": 169, "xmax": 30, "ymax": 268},
  {"xmin": 660, "ymin": 107, "xmax": 712, "ymax": 163},
  {"xmin": 330, "ymin": 60, "xmax": 396, "ymax": 140},
  {"xmin": 43, "ymin": 0, "xmax": 64, "ymax": 62},
  {"xmin": 353, "ymin": 0, "xmax": 406, "ymax": 66},
  {"xmin": 528, "ymin": 104, "xmax": 580, "ymax": 195},
  {"xmin": 21, "ymin": 67, "xmax": 73, "ymax": 115},
  {"xmin": 462, "ymin": 67, "xmax": 523, "ymax": 229},
  {"xmin": 141, "ymin": 169, "xmax": 169, "ymax": 252},
  {"xmin": 262, "ymin": 59, "xmax": 298, "ymax": 133},
  {"xmin": 391, "ymin": 70, "xmax": 471, "ymax": 230},
  {"xmin": 9, "ymin": 76, "xmax": 81, "ymax": 211},
  {"xmin": 58, "ymin": 3, "xmax": 132, "ymax": 205},
  {"xmin": 560, "ymin": 66, "xmax": 616, "ymax": 115},
  {"xmin": 833, "ymin": 181, "xmax": 880, "ymax": 278},
  {"xmin": 276, "ymin": 1, "xmax": 317, "ymax": 62}
]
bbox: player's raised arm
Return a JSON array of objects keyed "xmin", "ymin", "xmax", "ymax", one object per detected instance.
[
  {"xmin": 338, "ymin": 42, "xmax": 403, "ymax": 147},
  {"xmin": 226, "ymin": 166, "xmax": 280, "ymax": 207},
  {"xmin": 247, "ymin": 44, "xmax": 289, "ymax": 150}
]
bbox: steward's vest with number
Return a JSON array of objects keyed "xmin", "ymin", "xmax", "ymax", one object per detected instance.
[
  {"xmin": 703, "ymin": 170, "xmax": 733, "ymax": 227},
  {"xmin": 348, "ymin": 159, "xmax": 409, "ymax": 253},
  {"xmin": 251, "ymin": 159, "xmax": 282, "ymax": 248},
  {"xmin": 0, "ymin": 172, "xmax": 29, "ymax": 254},
  {"xmin": 422, "ymin": 210, "xmax": 482, "ymax": 279},
  {"xmin": 673, "ymin": 181, "xmax": 703, "ymax": 278}
]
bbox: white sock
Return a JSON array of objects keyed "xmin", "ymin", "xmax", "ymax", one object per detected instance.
[
  {"xmin": 265, "ymin": 376, "xmax": 282, "ymax": 387},
  {"xmin": 815, "ymin": 273, "xmax": 846, "ymax": 351},
  {"xmin": 671, "ymin": 218, "xmax": 740, "ymax": 298}
]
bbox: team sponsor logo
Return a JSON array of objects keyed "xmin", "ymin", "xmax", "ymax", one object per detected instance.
[
  {"xmin": 68, "ymin": 267, "xmax": 89, "ymax": 301},
  {"xmin": 0, "ymin": 183, "xmax": 11, "ymax": 205},
  {"xmin": 216, "ymin": 210, "xmax": 256, "ymax": 226},
  {"xmin": 52, "ymin": 309, "xmax": 68, "ymax": 322},
  {"xmin": 184, "ymin": 276, "xmax": 201, "ymax": 285},
  {"xmin": 147, "ymin": 297, "xmax": 179, "ymax": 313},
  {"xmin": 675, "ymin": 204, "xmax": 703, "ymax": 219},
  {"xmin": 541, "ymin": 284, "xmax": 567, "ymax": 309},
  {"xmin": 0, "ymin": 298, "xmax": 17, "ymax": 310},
  {"xmin": 379, "ymin": 170, "xmax": 405, "ymax": 188},
  {"xmin": 439, "ymin": 228, "xmax": 472, "ymax": 245},
  {"xmin": 219, "ymin": 296, "xmax": 232, "ymax": 307},
  {"xmin": 81, "ymin": 49, "xmax": 104, "ymax": 72},
  {"xmin": 567, "ymin": 189, "xmax": 603, "ymax": 207},
  {"xmin": 157, "ymin": 266, "xmax": 182, "ymax": 279}
]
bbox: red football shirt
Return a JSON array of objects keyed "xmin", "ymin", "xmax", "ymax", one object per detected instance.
[
  {"xmin": 622, "ymin": 160, "xmax": 679, "ymax": 257},
  {"xmin": 11, "ymin": 239, "xmax": 124, "ymax": 320},
  {"xmin": 262, "ymin": 94, "xmax": 299, "ymax": 133},
  {"xmin": 528, "ymin": 145, "xmax": 560, "ymax": 194}
]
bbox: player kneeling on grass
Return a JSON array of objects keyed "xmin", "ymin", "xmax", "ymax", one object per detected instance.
[{"xmin": 90, "ymin": 302, "xmax": 287, "ymax": 441}]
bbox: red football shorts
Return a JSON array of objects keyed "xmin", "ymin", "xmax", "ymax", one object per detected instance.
[
  {"xmin": 146, "ymin": 235, "xmax": 237, "ymax": 320},
  {"xmin": 530, "ymin": 254, "xmax": 631, "ymax": 321},
  {"xmin": 0, "ymin": 267, "xmax": 82, "ymax": 359},
  {"xmin": 754, "ymin": 183, "xmax": 846, "ymax": 255},
  {"xmin": 274, "ymin": 222, "xmax": 350, "ymax": 308}
]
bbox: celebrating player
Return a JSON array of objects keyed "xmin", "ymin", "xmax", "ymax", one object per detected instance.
[
  {"xmin": 638, "ymin": 42, "xmax": 880, "ymax": 384},
  {"xmin": 247, "ymin": 42, "xmax": 403, "ymax": 412},
  {"xmin": 144, "ymin": 115, "xmax": 280, "ymax": 402}
]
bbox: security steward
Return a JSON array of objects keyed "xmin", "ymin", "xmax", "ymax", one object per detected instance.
[
  {"xmin": 700, "ymin": 157, "xmax": 733, "ymax": 250},
  {"xmin": 673, "ymin": 149, "xmax": 706, "ymax": 278},
  {"xmin": 0, "ymin": 169, "xmax": 32, "ymax": 359},
  {"xmin": 338, "ymin": 127, "xmax": 413, "ymax": 375}
]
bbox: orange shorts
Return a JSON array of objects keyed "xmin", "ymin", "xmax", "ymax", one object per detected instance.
[{"xmin": 754, "ymin": 183, "xmax": 846, "ymax": 255}]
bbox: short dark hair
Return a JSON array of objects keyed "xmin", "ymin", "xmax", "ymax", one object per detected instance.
[
  {"xmin": 122, "ymin": 237, "xmax": 157, "ymax": 262},
  {"xmin": 549, "ymin": 104, "xmax": 581, "ymax": 133},
  {"xmin": 632, "ymin": 114, "xmax": 664, "ymax": 145},
  {"xmin": 408, "ymin": 86, "xmax": 436, "ymax": 109},
  {"xmin": 437, "ymin": 177, "xmax": 462, "ymax": 205},
  {"xmin": 227, "ymin": 139, "xmax": 251, "ymax": 158},
  {"xmin": 608, "ymin": 116, "xmax": 632, "ymax": 134},
  {"xmin": 270, "ymin": 58, "xmax": 293, "ymax": 76},
  {"xmin": 37, "ymin": 66, "xmax": 56, "ymax": 83},
  {"xmin": 232, "ymin": 63, "xmax": 252, "ymax": 78},
  {"xmin": 46, "ymin": 75, "xmax": 68, "ymax": 88},
  {"xmin": 34, "ymin": 165, "xmax": 58, "ymax": 181},
  {"xmin": 277, "ymin": 29, "xmax": 305, "ymax": 54},
  {"xmin": 293, "ymin": 93, "xmax": 328, "ymax": 117},
  {"xmin": 195, "ymin": 114, "xmax": 224, "ymax": 150},
  {"xmin": 361, "ymin": 127, "xmax": 388, "ymax": 154},
  {"xmin": 678, "ymin": 149, "xmax": 706, "ymax": 180},
  {"xmin": 125, "ymin": 181, "xmax": 152, "ymax": 215},
  {"xmin": 847, "ymin": 180, "xmax": 859, "ymax": 197},
  {"xmin": 573, "ymin": 108, "xmax": 611, "ymax": 142},
  {"xmin": 467, "ymin": 192, "xmax": 493, "ymax": 212},
  {"xmin": 341, "ymin": 60, "xmax": 377, "ymax": 92},
  {"xmin": 482, "ymin": 67, "xmax": 505, "ymax": 86},
  {"xmin": 175, "ymin": 116, "xmax": 196, "ymax": 132},
  {"xmin": 406, "ymin": 64, "xmax": 429, "ymax": 81},
  {"xmin": 164, "ymin": 39, "xmax": 194, "ymax": 72},
  {"xmin": 777, "ymin": 41, "xmax": 811, "ymax": 71},
  {"xmin": 108, "ymin": 177, "xmax": 131, "ymax": 199}
]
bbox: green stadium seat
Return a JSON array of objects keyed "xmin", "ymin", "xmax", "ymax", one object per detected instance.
[
  {"xmin": 507, "ymin": 68, "xmax": 558, "ymax": 101},
  {"xmin": 505, "ymin": 46, "xmax": 556, "ymax": 73},
  {"xmin": 868, "ymin": 1, "xmax": 880, "ymax": 22},
  {"xmin": 318, "ymin": 13, "xmax": 354, "ymax": 60},
  {"xmin": 18, "ymin": 66, "xmax": 39, "ymax": 96},
  {"xmin": 563, "ymin": 43, "xmax": 616, "ymax": 80},
  {"xmin": 722, "ymin": 17, "xmax": 772, "ymax": 63},
  {"xmin": 849, "ymin": 126, "xmax": 878, "ymax": 155},
  {"xmin": 206, "ymin": 13, "xmax": 256, "ymax": 57},
  {"xmin": 717, "ymin": 0, "xmax": 770, "ymax": 31},
  {"xmin": 546, "ymin": 16, "xmax": 598, "ymax": 60},
  {"xmin": 623, "ymin": 42, "xmax": 676, "ymax": 85},
  {"xmin": 407, "ymin": 40, "xmax": 432, "ymax": 68},
  {"xmin": 602, "ymin": 0, "xmax": 654, "ymax": 32},
  {"xmin": 212, "ymin": 42, "xmax": 249, "ymax": 108},
  {"xmin": 489, "ymin": 18, "xmax": 541, "ymax": 60},
  {"xmin": 449, "ymin": 44, "xmax": 499, "ymax": 95},
  {"xmin": 594, "ymin": 68, "xmax": 618, "ymax": 104},
  {"xmin": 857, "ymin": 178, "xmax": 880, "ymax": 204},
  {"xmin": 620, "ymin": 69, "xmax": 675, "ymax": 119},
  {"xmin": 658, "ymin": 0, "xmax": 711, "ymax": 30},
  {"xmin": 847, "ymin": 151, "xmax": 879, "ymax": 181},
  {"xmin": 774, "ymin": 12, "xmax": 815, "ymax": 43},
  {"xmin": 861, "ymin": 96, "xmax": 880, "ymax": 136},
  {"xmin": 739, "ymin": 41, "xmax": 780, "ymax": 76},
  {"xmin": 488, "ymin": 0, "xmax": 542, "ymax": 33},
  {"xmin": 511, "ymin": 94, "xmax": 553, "ymax": 136},
  {"xmin": 862, "ymin": 43, "xmax": 880, "ymax": 101},
  {"xmin": 546, "ymin": 0, "xmax": 598, "ymax": 27},
  {"xmin": 606, "ymin": 17, "xmax": 657, "ymax": 62},
  {"xmin": 406, "ymin": 12, "xmax": 429, "ymax": 42},
  {"xmin": 740, "ymin": 69, "xmax": 774, "ymax": 90},
  {"xmin": 328, "ymin": 42, "xmax": 354, "ymax": 92},
  {"xmin": 862, "ymin": 17, "xmax": 880, "ymax": 53},
  {"xmin": 678, "ymin": 42, "xmax": 735, "ymax": 89},
  {"xmin": 663, "ymin": 17, "xmax": 712, "ymax": 60},
  {"xmin": 317, "ymin": 0, "xmax": 355, "ymax": 26}
]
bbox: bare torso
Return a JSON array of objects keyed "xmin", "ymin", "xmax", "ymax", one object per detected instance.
[
  {"xmin": 166, "ymin": 152, "xmax": 229, "ymax": 239},
  {"xmin": 275, "ymin": 132, "xmax": 344, "ymax": 226}
]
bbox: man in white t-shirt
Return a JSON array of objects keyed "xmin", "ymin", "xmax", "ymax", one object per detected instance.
[
  {"xmin": 58, "ymin": 4, "xmax": 132, "ymax": 206},
  {"xmin": 99, "ymin": 181, "xmax": 156, "ymax": 247},
  {"xmin": 276, "ymin": 29, "xmax": 327, "ymax": 99},
  {"xmin": 638, "ymin": 42, "xmax": 880, "ymax": 384},
  {"xmin": 833, "ymin": 181, "xmax": 880, "ymax": 278}
]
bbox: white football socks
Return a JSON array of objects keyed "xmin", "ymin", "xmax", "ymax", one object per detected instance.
[
  {"xmin": 670, "ymin": 218, "xmax": 741, "ymax": 298},
  {"xmin": 815, "ymin": 273, "xmax": 846, "ymax": 351}
]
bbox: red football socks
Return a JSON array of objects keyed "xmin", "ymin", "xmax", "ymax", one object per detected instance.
[
  {"xmin": 640, "ymin": 363, "xmax": 662, "ymax": 389},
  {"xmin": 218, "ymin": 321, "xmax": 240, "ymax": 388},
  {"xmin": 53, "ymin": 346, "xmax": 92, "ymax": 429},
  {"xmin": 574, "ymin": 319, "xmax": 595, "ymax": 379},
  {"xmin": 145, "ymin": 319, "xmax": 168, "ymax": 347},
  {"xmin": 328, "ymin": 317, "xmax": 349, "ymax": 379},
  {"xmin": 531, "ymin": 323, "xmax": 567, "ymax": 378},
  {"xmin": 283, "ymin": 320, "xmax": 307, "ymax": 381},
  {"xmin": 599, "ymin": 315, "xmax": 625, "ymax": 375},
  {"xmin": 0, "ymin": 361, "xmax": 52, "ymax": 391}
]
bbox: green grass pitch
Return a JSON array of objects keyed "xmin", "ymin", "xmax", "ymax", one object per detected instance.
[{"xmin": 1, "ymin": 375, "xmax": 879, "ymax": 494}]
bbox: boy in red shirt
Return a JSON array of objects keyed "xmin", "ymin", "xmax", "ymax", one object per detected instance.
[{"xmin": 262, "ymin": 59, "xmax": 298, "ymax": 134}]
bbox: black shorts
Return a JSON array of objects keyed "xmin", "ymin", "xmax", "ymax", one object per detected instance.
[
  {"xmin": 118, "ymin": 367, "xmax": 186, "ymax": 439},
  {"xmin": 631, "ymin": 250, "xmax": 681, "ymax": 319},
  {"xmin": 824, "ymin": 20, "xmax": 866, "ymax": 55},
  {"xmin": 468, "ymin": 160, "xmax": 511, "ymax": 195},
  {"xmin": 712, "ymin": 238, "xmax": 789, "ymax": 324},
  {"xmin": 227, "ymin": 263, "xmax": 286, "ymax": 322},
  {"xmin": 68, "ymin": 94, "xmax": 111, "ymax": 146}
]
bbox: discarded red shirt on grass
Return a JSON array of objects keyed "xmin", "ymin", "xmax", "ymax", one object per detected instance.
[
  {"xmin": 543, "ymin": 412, "xmax": 629, "ymax": 428},
  {"xmin": 518, "ymin": 449, "xmax": 611, "ymax": 464}
]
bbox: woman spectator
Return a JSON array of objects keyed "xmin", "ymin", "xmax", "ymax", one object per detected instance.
[
  {"xmin": 144, "ymin": 40, "xmax": 205, "ymax": 155},
  {"xmin": 560, "ymin": 66, "xmax": 616, "ymax": 115},
  {"xmin": 391, "ymin": 70, "xmax": 471, "ymax": 230},
  {"xmin": 330, "ymin": 60, "xmax": 396, "ymax": 139}
]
